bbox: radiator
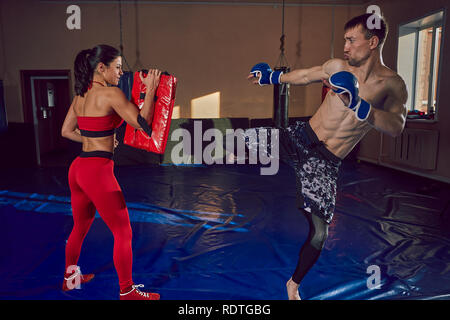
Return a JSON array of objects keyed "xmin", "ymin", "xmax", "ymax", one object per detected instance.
[{"xmin": 388, "ymin": 128, "xmax": 439, "ymax": 170}]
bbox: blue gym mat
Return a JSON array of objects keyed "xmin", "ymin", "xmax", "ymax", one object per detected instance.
[{"xmin": 0, "ymin": 161, "xmax": 449, "ymax": 300}]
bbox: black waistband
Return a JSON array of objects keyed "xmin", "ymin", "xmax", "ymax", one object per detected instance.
[
  {"xmin": 304, "ymin": 122, "xmax": 342, "ymax": 164},
  {"xmin": 80, "ymin": 129, "xmax": 116, "ymax": 137},
  {"xmin": 79, "ymin": 151, "xmax": 113, "ymax": 159}
]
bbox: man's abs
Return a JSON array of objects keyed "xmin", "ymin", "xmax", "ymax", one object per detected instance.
[{"xmin": 309, "ymin": 92, "xmax": 372, "ymax": 159}]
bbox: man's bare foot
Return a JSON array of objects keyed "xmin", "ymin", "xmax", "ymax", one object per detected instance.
[
  {"xmin": 286, "ymin": 278, "xmax": 301, "ymax": 300},
  {"xmin": 226, "ymin": 152, "xmax": 247, "ymax": 163},
  {"xmin": 227, "ymin": 152, "xmax": 237, "ymax": 163}
]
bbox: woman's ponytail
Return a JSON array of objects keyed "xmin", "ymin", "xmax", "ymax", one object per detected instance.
[{"xmin": 74, "ymin": 48, "xmax": 94, "ymax": 97}]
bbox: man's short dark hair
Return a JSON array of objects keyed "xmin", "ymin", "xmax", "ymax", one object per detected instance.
[{"xmin": 345, "ymin": 13, "xmax": 388, "ymax": 48}]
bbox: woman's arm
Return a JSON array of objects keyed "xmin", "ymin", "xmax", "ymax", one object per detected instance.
[
  {"xmin": 61, "ymin": 97, "xmax": 82, "ymax": 143},
  {"xmin": 110, "ymin": 69, "xmax": 161, "ymax": 133}
]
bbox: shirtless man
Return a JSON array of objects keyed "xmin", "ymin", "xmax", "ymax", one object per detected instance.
[{"xmin": 248, "ymin": 13, "xmax": 408, "ymax": 299}]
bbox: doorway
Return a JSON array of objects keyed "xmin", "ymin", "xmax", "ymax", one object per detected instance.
[{"xmin": 20, "ymin": 70, "xmax": 77, "ymax": 167}]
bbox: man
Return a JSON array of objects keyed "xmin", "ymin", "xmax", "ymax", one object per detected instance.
[{"xmin": 247, "ymin": 13, "xmax": 407, "ymax": 299}]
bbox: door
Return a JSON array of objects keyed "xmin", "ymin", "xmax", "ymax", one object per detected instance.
[{"xmin": 21, "ymin": 70, "xmax": 73, "ymax": 166}]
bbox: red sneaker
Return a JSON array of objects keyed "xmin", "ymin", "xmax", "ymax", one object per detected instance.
[
  {"xmin": 62, "ymin": 267, "xmax": 95, "ymax": 291},
  {"xmin": 119, "ymin": 284, "xmax": 160, "ymax": 300}
]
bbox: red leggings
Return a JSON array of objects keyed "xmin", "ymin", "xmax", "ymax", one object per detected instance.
[{"xmin": 65, "ymin": 152, "xmax": 134, "ymax": 291}]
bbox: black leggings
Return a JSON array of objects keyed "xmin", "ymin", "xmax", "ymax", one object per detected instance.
[{"xmin": 291, "ymin": 211, "xmax": 329, "ymax": 284}]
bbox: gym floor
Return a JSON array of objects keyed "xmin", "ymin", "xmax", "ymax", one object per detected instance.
[{"xmin": 1, "ymin": 159, "xmax": 449, "ymax": 300}]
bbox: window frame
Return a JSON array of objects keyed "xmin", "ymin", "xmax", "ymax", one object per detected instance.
[{"xmin": 397, "ymin": 9, "xmax": 446, "ymax": 122}]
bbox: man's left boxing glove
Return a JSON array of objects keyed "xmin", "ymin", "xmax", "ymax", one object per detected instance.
[
  {"xmin": 250, "ymin": 63, "xmax": 283, "ymax": 86},
  {"xmin": 329, "ymin": 71, "xmax": 371, "ymax": 121}
]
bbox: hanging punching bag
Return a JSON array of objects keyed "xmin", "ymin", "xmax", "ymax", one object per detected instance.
[
  {"xmin": 273, "ymin": 1, "xmax": 290, "ymax": 129},
  {"xmin": 322, "ymin": 3, "xmax": 335, "ymax": 102},
  {"xmin": 273, "ymin": 66, "xmax": 290, "ymax": 128}
]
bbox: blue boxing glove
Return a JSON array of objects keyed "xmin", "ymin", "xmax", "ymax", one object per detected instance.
[
  {"xmin": 328, "ymin": 71, "xmax": 371, "ymax": 121},
  {"xmin": 250, "ymin": 63, "xmax": 283, "ymax": 86}
]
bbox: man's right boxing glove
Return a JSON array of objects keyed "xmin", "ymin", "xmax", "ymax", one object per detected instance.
[{"xmin": 250, "ymin": 63, "xmax": 283, "ymax": 86}]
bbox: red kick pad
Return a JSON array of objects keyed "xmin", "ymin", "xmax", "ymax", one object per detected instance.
[
  {"xmin": 124, "ymin": 72, "xmax": 177, "ymax": 154},
  {"xmin": 322, "ymin": 84, "xmax": 331, "ymax": 102}
]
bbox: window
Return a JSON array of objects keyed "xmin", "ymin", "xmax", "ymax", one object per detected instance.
[{"xmin": 397, "ymin": 10, "xmax": 444, "ymax": 120}]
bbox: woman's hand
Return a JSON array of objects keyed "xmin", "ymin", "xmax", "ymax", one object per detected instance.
[
  {"xmin": 140, "ymin": 69, "xmax": 162, "ymax": 93},
  {"xmin": 114, "ymin": 133, "xmax": 119, "ymax": 149}
]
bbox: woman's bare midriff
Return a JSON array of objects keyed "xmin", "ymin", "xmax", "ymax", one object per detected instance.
[{"xmin": 81, "ymin": 136, "xmax": 115, "ymax": 153}]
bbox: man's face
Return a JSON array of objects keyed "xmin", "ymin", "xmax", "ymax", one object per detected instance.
[{"xmin": 343, "ymin": 25, "xmax": 372, "ymax": 67}]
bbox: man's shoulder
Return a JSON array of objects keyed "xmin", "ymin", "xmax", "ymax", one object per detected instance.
[
  {"xmin": 322, "ymin": 58, "xmax": 348, "ymax": 74},
  {"xmin": 380, "ymin": 66, "xmax": 405, "ymax": 87},
  {"xmin": 379, "ymin": 67, "xmax": 408, "ymax": 102}
]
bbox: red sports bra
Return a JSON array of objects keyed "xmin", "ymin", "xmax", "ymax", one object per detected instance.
[{"xmin": 77, "ymin": 113, "xmax": 124, "ymax": 137}]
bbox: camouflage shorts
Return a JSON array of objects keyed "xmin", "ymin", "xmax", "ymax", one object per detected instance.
[{"xmin": 241, "ymin": 121, "xmax": 341, "ymax": 224}]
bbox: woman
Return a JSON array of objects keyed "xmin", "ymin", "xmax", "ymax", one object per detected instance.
[{"xmin": 61, "ymin": 44, "xmax": 161, "ymax": 300}]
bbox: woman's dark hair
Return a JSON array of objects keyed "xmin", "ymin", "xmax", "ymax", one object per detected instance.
[{"xmin": 74, "ymin": 44, "xmax": 120, "ymax": 96}]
